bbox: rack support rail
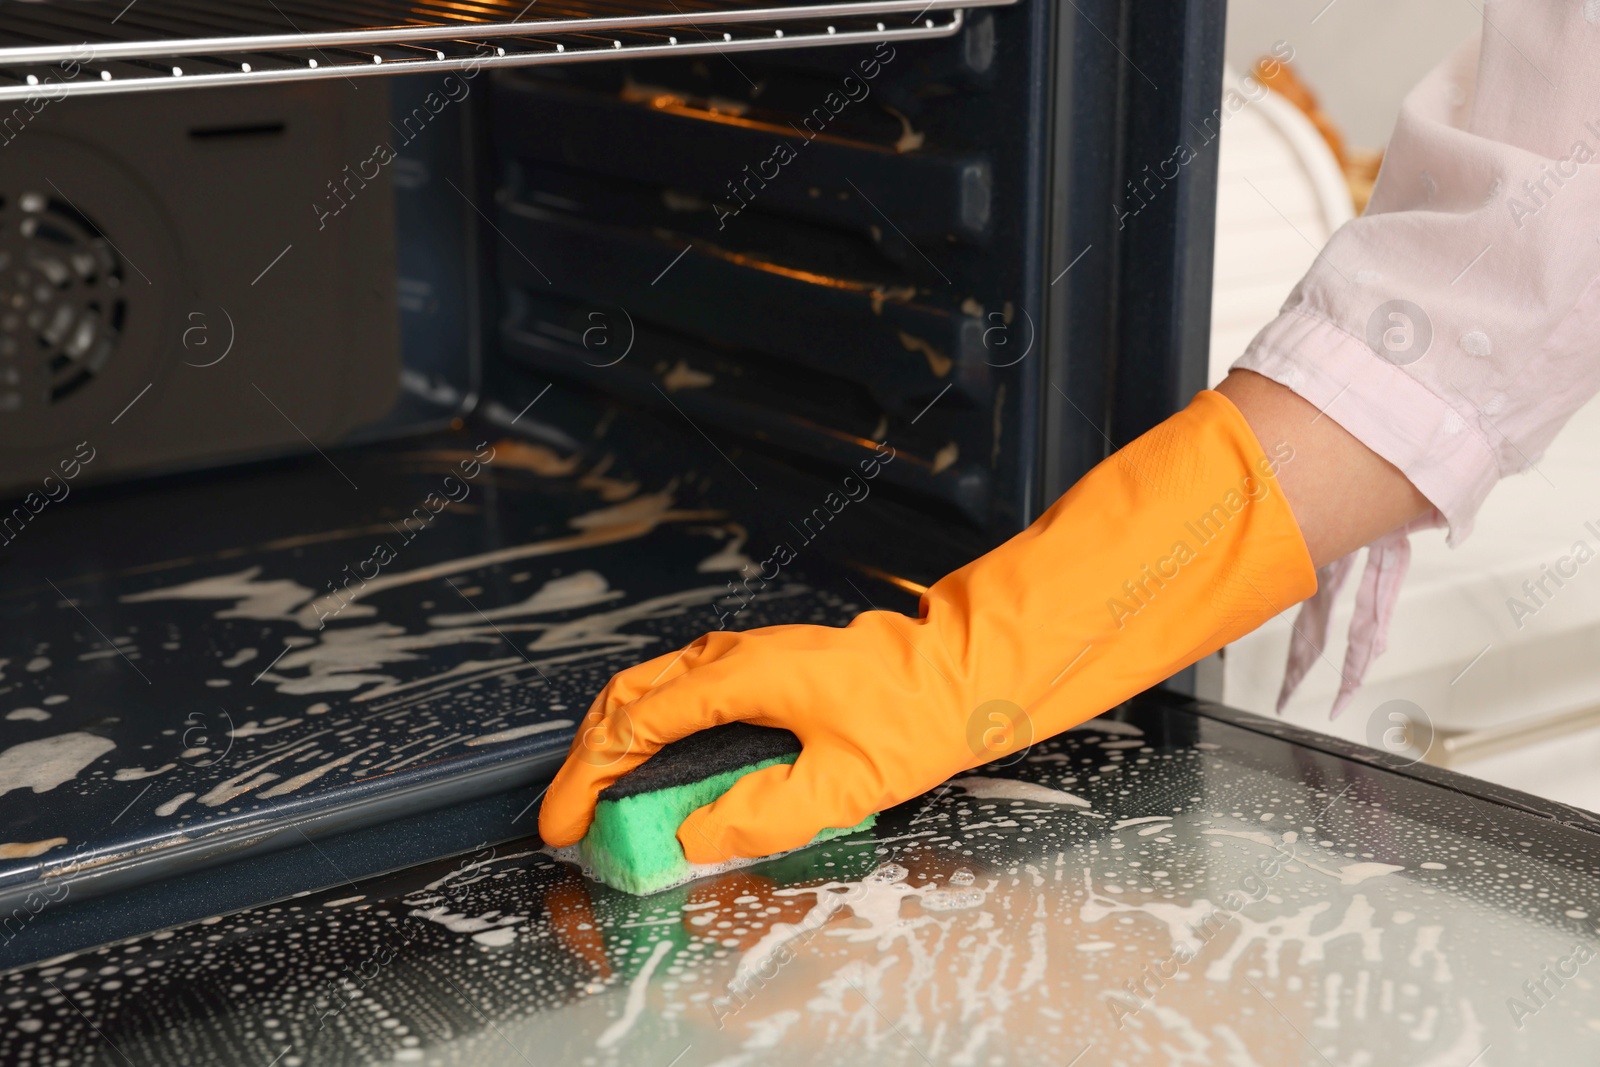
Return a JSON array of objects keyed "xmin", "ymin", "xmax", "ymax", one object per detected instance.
[{"xmin": 0, "ymin": 0, "xmax": 1017, "ymax": 100}]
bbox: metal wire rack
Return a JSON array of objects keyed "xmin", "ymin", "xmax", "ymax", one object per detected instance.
[{"xmin": 0, "ymin": 1, "xmax": 1013, "ymax": 101}]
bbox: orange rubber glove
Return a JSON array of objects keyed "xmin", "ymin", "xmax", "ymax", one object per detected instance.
[{"xmin": 539, "ymin": 390, "xmax": 1316, "ymax": 863}]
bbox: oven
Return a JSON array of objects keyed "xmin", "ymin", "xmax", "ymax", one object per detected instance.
[
  {"xmin": 8, "ymin": 3, "xmax": 1593, "ymax": 1065},
  {"xmin": 0, "ymin": 0, "xmax": 1226, "ymax": 919}
]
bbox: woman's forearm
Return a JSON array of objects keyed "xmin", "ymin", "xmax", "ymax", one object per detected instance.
[{"xmin": 1216, "ymin": 369, "xmax": 1431, "ymax": 570}]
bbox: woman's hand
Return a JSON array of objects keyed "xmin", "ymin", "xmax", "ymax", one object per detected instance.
[{"xmin": 541, "ymin": 387, "xmax": 1329, "ymax": 862}]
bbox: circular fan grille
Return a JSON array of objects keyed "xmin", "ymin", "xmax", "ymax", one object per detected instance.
[{"xmin": 0, "ymin": 190, "xmax": 126, "ymax": 413}]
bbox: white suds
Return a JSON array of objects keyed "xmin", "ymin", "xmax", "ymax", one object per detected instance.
[
  {"xmin": 155, "ymin": 792, "xmax": 196, "ymax": 816},
  {"xmin": 596, "ymin": 938, "xmax": 673, "ymax": 1048},
  {"xmin": 1337, "ymin": 862, "xmax": 1405, "ymax": 885},
  {"xmin": 427, "ymin": 570, "xmax": 622, "ymax": 626},
  {"xmin": 113, "ymin": 764, "xmax": 176, "ymax": 781},
  {"xmin": 258, "ymin": 743, "xmax": 384, "ymax": 798},
  {"xmin": 0, "ymin": 732, "xmax": 116, "ymax": 796},
  {"xmin": 949, "ymin": 777, "xmax": 1090, "ymax": 807},
  {"xmin": 407, "ymin": 906, "xmax": 525, "ymax": 945},
  {"xmin": 0, "ymin": 837, "xmax": 67, "ymax": 859},
  {"xmin": 120, "ymin": 567, "xmax": 315, "ymax": 622},
  {"xmin": 465, "ymin": 720, "xmax": 576, "ymax": 746},
  {"xmin": 229, "ymin": 718, "xmax": 303, "ymax": 738}
]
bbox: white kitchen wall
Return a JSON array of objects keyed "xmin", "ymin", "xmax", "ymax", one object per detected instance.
[{"xmin": 1224, "ymin": 0, "xmax": 1479, "ymax": 147}]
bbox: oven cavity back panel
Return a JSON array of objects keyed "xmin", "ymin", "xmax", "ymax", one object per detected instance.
[
  {"xmin": 0, "ymin": 82, "xmax": 399, "ymax": 492},
  {"xmin": 0, "ymin": 0, "xmax": 1017, "ymax": 100}
]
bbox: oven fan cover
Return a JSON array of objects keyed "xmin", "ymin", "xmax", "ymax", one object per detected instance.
[
  {"xmin": 0, "ymin": 136, "xmax": 172, "ymax": 453},
  {"xmin": 0, "ymin": 190, "xmax": 127, "ymax": 413},
  {"xmin": 0, "ymin": 90, "xmax": 398, "ymax": 493}
]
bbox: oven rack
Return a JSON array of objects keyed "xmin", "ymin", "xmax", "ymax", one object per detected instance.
[{"xmin": 0, "ymin": 0, "xmax": 1011, "ymax": 101}]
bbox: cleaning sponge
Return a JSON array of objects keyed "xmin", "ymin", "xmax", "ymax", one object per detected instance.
[{"xmin": 575, "ymin": 723, "xmax": 875, "ymax": 895}]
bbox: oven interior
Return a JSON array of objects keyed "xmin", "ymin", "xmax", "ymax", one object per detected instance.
[{"xmin": 0, "ymin": 0, "xmax": 1228, "ymax": 965}]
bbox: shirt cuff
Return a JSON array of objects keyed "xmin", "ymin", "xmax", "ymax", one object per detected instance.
[{"xmin": 1231, "ymin": 307, "xmax": 1498, "ymax": 544}]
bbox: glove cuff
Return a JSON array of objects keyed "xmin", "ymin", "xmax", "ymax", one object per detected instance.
[{"xmin": 925, "ymin": 389, "xmax": 1316, "ymax": 742}]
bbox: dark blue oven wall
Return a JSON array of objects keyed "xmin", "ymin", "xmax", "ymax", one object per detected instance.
[
  {"xmin": 477, "ymin": 4, "xmax": 1057, "ymax": 561},
  {"xmin": 464, "ymin": 0, "xmax": 1229, "ymax": 579},
  {"xmin": 378, "ymin": 72, "xmax": 486, "ymax": 437}
]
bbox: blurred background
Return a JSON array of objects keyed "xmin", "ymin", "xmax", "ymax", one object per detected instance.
[{"xmin": 1208, "ymin": 0, "xmax": 1600, "ymax": 811}]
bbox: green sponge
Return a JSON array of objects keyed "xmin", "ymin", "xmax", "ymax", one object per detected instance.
[{"xmin": 576, "ymin": 723, "xmax": 875, "ymax": 895}]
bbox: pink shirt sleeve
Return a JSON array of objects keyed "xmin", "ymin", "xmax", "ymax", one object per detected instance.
[{"xmin": 1230, "ymin": 6, "xmax": 1600, "ymax": 715}]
